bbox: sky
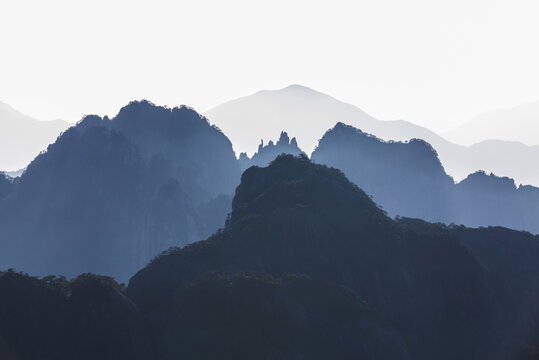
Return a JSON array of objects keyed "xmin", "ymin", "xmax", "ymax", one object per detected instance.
[{"xmin": 1, "ymin": 0, "xmax": 539, "ymax": 132}]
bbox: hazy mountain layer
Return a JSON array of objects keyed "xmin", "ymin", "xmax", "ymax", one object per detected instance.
[
  {"xmin": 206, "ymin": 84, "xmax": 539, "ymax": 186},
  {"xmin": 0, "ymin": 101, "xmax": 240, "ymax": 281},
  {"xmin": 0, "ymin": 101, "xmax": 70, "ymax": 171},
  {"xmin": 312, "ymin": 123, "xmax": 539, "ymax": 233},
  {"xmin": 2, "ymin": 97, "xmax": 537, "ymax": 285}
]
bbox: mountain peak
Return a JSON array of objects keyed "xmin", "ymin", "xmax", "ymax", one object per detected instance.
[
  {"xmin": 240, "ymin": 132, "xmax": 305, "ymax": 171},
  {"xmin": 276, "ymin": 84, "xmax": 327, "ymax": 97},
  {"xmin": 282, "ymin": 84, "xmax": 316, "ymax": 92},
  {"xmin": 205, "ymin": 85, "xmax": 376, "ymax": 157},
  {"xmin": 458, "ymin": 170, "xmax": 516, "ymax": 190},
  {"xmin": 277, "ymin": 131, "xmax": 290, "ymax": 145},
  {"xmin": 252, "ymin": 84, "xmax": 329, "ymax": 99},
  {"xmin": 232, "ymin": 154, "xmax": 384, "ymax": 224},
  {"xmin": 116, "ymin": 99, "xmax": 168, "ymax": 118}
]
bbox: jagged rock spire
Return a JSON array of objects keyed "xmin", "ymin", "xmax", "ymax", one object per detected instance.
[{"xmin": 277, "ymin": 131, "xmax": 290, "ymax": 146}]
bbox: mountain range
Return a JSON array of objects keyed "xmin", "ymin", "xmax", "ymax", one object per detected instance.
[
  {"xmin": 206, "ymin": 84, "xmax": 539, "ymax": 186},
  {"xmin": 3, "ymin": 86, "xmax": 538, "ymax": 186},
  {"xmin": 0, "ymin": 101, "xmax": 240, "ymax": 281},
  {"xmin": 1, "ymin": 100, "xmax": 539, "ymax": 282},
  {"xmin": 128, "ymin": 155, "xmax": 539, "ymax": 359},
  {"xmin": 3, "ymin": 155, "xmax": 539, "ymax": 359},
  {"xmin": 312, "ymin": 123, "xmax": 539, "ymax": 233},
  {"xmin": 1, "ymin": 96, "xmax": 539, "ymax": 358},
  {"xmin": 0, "ymin": 101, "xmax": 70, "ymax": 171}
]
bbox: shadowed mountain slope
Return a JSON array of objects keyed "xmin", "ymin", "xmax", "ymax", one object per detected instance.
[
  {"xmin": 128, "ymin": 155, "xmax": 528, "ymax": 360},
  {"xmin": 0, "ymin": 269, "xmax": 408, "ymax": 360},
  {"xmin": 2, "ymin": 156, "xmax": 539, "ymax": 359},
  {"xmin": 0, "ymin": 271, "xmax": 154, "ymax": 360}
]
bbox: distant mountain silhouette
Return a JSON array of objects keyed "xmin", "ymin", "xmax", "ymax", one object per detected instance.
[
  {"xmin": 206, "ymin": 84, "xmax": 539, "ymax": 186},
  {"xmin": 127, "ymin": 155, "xmax": 539, "ymax": 359},
  {"xmin": 445, "ymin": 101, "xmax": 539, "ymax": 146},
  {"xmin": 455, "ymin": 140, "xmax": 539, "ymax": 186},
  {"xmin": 312, "ymin": 123, "xmax": 539, "ymax": 233},
  {"xmin": 311, "ymin": 123, "xmax": 454, "ymax": 222},
  {"xmin": 238, "ymin": 131, "xmax": 305, "ymax": 171},
  {"xmin": 0, "ymin": 101, "xmax": 240, "ymax": 281},
  {"xmin": 0, "ymin": 100, "xmax": 70, "ymax": 171},
  {"xmin": 455, "ymin": 171, "xmax": 539, "ymax": 231}
]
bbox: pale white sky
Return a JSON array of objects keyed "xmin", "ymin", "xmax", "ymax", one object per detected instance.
[{"xmin": 1, "ymin": 0, "xmax": 539, "ymax": 132}]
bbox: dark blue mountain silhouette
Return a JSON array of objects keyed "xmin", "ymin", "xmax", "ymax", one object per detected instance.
[
  {"xmin": 127, "ymin": 155, "xmax": 539, "ymax": 359},
  {"xmin": 312, "ymin": 122, "xmax": 539, "ymax": 233},
  {"xmin": 0, "ymin": 101, "xmax": 240, "ymax": 281},
  {"xmin": 0, "ymin": 271, "xmax": 153, "ymax": 360},
  {"xmin": 2, "ymin": 155, "xmax": 539, "ymax": 359}
]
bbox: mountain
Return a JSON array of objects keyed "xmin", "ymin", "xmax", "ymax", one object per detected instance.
[
  {"xmin": 311, "ymin": 123, "xmax": 454, "ymax": 222},
  {"xmin": 456, "ymin": 140, "xmax": 539, "ymax": 186},
  {"xmin": 206, "ymin": 84, "xmax": 403, "ymax": 156},
  {"xmin": 205, "ymin": 85, "xmax": 539, "ymax": 186},
  {"xmin": 238, "ymin": 131, "xmax": 305, "ymax": 171},
  {"xmin": 455, "ymin": 171, "xmax": 539, "ymax": 231},
  {"xmin": 311, "ymin": 123, "xmax": 539, "ymax": 233},
  {"xmin": 0, "ymin": 101, "xmax": 241, "ymax": 281},
  {"xmin": 3, "ymin": 155, "xmax": 539, "ymax": 359},
  {"xmin": 128, "ymin": 155, "xmax": 539, "ymax": 359},
  {"xmin": 445, "ymin": 101, "xmax": 539, "ymax": 146},
  {"xmin": 0, "ymin": 270, "xmax": 407, "ymax": 360},
  {"xmin": 0, "ymin": 100, "xmax": 70, "ymax": 171},
  {"xmin": 0, "ymin": 271, "xmax": 153, "ymax": 360}
]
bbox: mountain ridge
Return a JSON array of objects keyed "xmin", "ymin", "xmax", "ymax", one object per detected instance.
[
  {"xmin": 0, "ymin": 100, "xmax": 240, "ymax": 281},
  {"xmin": 206, "ymin": 85, "xmax": 539, "ymax": 186},
  {"xmin": 312, "ymin": 122, "xmax": 539, "ymax": 233},
  {"xmin": 2, "ymin": 154, "xmax": 539, "ymax": 358}
]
